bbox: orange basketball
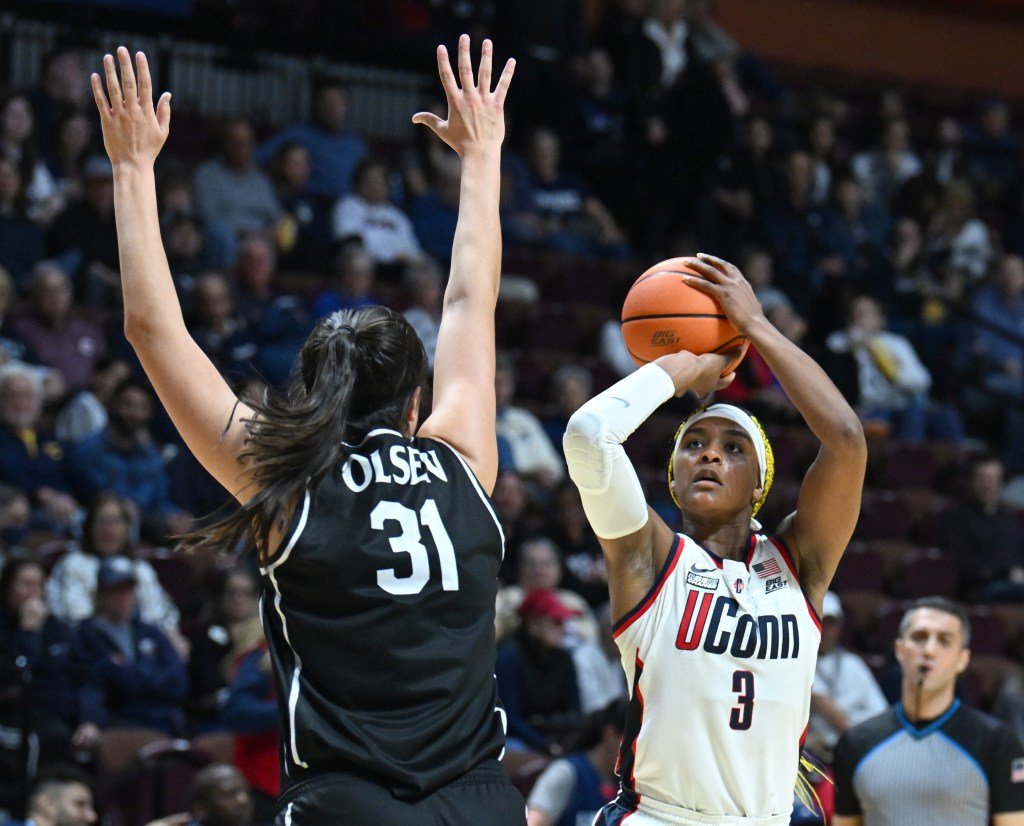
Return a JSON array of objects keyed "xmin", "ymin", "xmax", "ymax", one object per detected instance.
[{"xmin": 621, "ymin": 257, "xmax": 749, "ymax": 372}]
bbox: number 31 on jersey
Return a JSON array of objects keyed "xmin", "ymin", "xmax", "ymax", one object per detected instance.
[{"xmin": 371, "ymin": 499, "xmax": 459, "ymax": 595}]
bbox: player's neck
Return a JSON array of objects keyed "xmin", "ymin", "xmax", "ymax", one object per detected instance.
[
  {"xmin": 901, "ymin": 682, "xmax": 956, "ymax": 724},
  {"xmin": 683, "ymin": 515, "xmax": 750, "ymax": 561}
]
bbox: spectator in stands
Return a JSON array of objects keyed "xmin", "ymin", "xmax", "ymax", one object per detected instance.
[
  {"xmin": 67, "ymin": 378, "xmax": 193, "ymax": 541},
  {"xmin": 825, "ymin": 295, "xmax": 964, "ymax": 441},
  {"xmin": 0, "ymin": 556, "xmax": 99, "ymax": 764},
  {"xmin": 220, "ymin": 620, "xmax": 278, "ymax": 816},
  {"xmin": 937, "ymin": 455, "xmax": 1024, "ymax": 602},
  {"xmin": 851, "ymin": 117, "xmax": 923, "ymax": 205},
  {"xmin": 832, "ymin": 175, "xmax": 891, "ymax": 289},
  {"xmin": 3, "ymin": 765, "xmax": 97, "ymax": 826},
  {"xmin": 505, "ymin": 128, "xmax": 629, "ymax": 259},
  {"xmin": 410, "ymin": 155, "xmax": 460, "ymax": 265},
  {"xmin": 0, "ymin": 266, "xmax": 24, "ymax": 365},
  {"xmin": 401, "ymin": 258, "xmax": 443, "ymax": 368},
  {"xmin": 76, "ymin": 556, "xmax": 188, "ymax": 735},
  {"xmin": 926, "ymin": 178, "xmax": 993, "ymax": 281},
  {"xmin": 760, "ymin": 148, "xmax": 844, "ymax": 303},
  {"xmin": 806, "ymin": 592, "xmax": 887, "ymax": 761},
  {"xmin": 527, "ymin": 700, "xmax": 623, "ymax": 826},
  {"xmin": 0, "ymin": 92, "xmax": 62, "ymax": 225},
  {"xmin": 186, "ymin": 763, "xmax": 256, "ymax": 826},
  {"xmin": 496, "ymin": 536, "xmax": 597, "ymax": 644},
  {"xmin": 47, "ymin": 156, "xmax": 120, "ymax": 304},
  {"xmin": 189, "ymin": 272, "xmax": 258, "ymax": 381},
  {"xmin": 0, "ymin": 484, "xmax": 30, "ymax": 556},
  {"xmin": 495, "ymin": 354, "xmax": 565, "ymax": 488},
  {"xmin": 566, "ymin": 48, "xmax": 629, "ymax": 211},
  {"xmin": 256, "ymin": 78, "xmax": 367, "ymax": 200},
  {"xmin": 548, "ymin": 481, "xmax": 607, "ymax": 607},
  {"xmin": 232, "ymin": 236, "xmax": 310, "ymax": 387},
  {"xmin": 47, "ymin": 492, "xmax": 181, "ymax": 635},
  {"xmin": 54, "ymin": 355, "xmax": 130, "ymax": 444},
  {"xmin": 44, "ymin": 109, "xmax": 92, "ymax": 206},
  {"xmin": 187, "ymin": 564, "xmax": 260, "ymax": 728},
  {"xmin": 331, "ymin": 157, "xmax": 423, "ymax": 266},
  {"xmin": 806, "ymin": 115, "xmax": 840, "ymax": 206},
  {"xmin": 496, "ymin": 588, "xmax": 582, "ymax": 755},
  {"xmin": 12, "ymin": 261, "xmax": 107, "ymax": 394},
  {"xmin": 493, "ymin": 470, "xmax": 534, "ymax": 576},
  {"xmin": 270, "ymin": 141, "xmax": 333, "ymax": 273},
  {"xmin": 542, "ymin": 365, "xmax": 593, "ymax": 452},
  {"xmin": 29, "ymin": 47, "xmax": 89, "ymax": 153},
  {"xmin": 312, "ymin": 244, "xmax": 378, "ymax": 318},
  {"xmin": 711, "ymin": 116, "xmax": 777, "ymax": 247},
  {"xmin": 194, "ymin": 119, "xmax": 282, "ymax": 237},
  {"xmin": 833, "ymin": 598, "xmax": 1024, "ymax": 825},
  {"xmin": 965, "ymin": 99, "xmax": 1022, "ymax": 202},
  {"xmin": 0, "ymin": 362, "xmax": 80, "ymax": 532},
  {"xmin": 968, "ymin": 254, "xmax": 1024, "ymax": 469},
  {"xmin": 971, "ymin": 253, "xmax": 1024, "ymax": 398},
  {"xmin": 0, "ymin": 158, "xmax": 46, "ymax": 287}
]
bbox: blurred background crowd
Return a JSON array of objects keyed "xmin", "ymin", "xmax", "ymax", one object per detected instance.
[{"xmin": 1, "ymin": 0, "xmax": 1023, "ymax": 824}]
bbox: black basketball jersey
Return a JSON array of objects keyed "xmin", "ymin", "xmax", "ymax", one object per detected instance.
[{"xmin": 258, "ymin": 427, "xmax": 507, "ymax": 798}]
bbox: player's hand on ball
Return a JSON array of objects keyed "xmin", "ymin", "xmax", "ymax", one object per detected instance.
[
  {"xmin": 682, "ymin": 253, "xmax": 765, "ymax": 336},
  {"xmin": 412, "ymin": 35, "xmax": 515, "ymax": 158},
  {"xmin": 656, "ymin": 351, "xmax": 736, "ymax": 399},
  {"xmin": 91, "ymin": 47, "xmax": 171, "ymax": 168}
]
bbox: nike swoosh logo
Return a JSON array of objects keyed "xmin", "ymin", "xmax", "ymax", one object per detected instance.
[
  {"xmin": 611, "ymin": 396, "xmax": 630, "ymax": 407},
  {"xmin": 690, "ymin": 565, "xmax": 717, "ymax": 574}
]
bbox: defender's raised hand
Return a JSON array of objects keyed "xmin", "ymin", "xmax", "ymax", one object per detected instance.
[
  {"xmin": 412, "ymin": 35, "xmax": 515, "ymax": 157},
  {"xmin": 91, "ymin": 47, "xmax": 171, "ymax": 168}
]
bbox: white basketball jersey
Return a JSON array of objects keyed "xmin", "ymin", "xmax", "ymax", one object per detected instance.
[{"xmin": 612, "ymin": 532, "xmax": 821, "ymax": 820}]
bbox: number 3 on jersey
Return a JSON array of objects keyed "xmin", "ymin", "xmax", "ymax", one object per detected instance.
[
  {"xmin": 372, "ymin": 499, "xmax": 459, "ymax": 595},
  {"xmin": 730, "ymin": 670, "xmax": 755, "ymax": 730}
]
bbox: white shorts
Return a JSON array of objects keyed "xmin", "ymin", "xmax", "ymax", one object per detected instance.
[{"xmin": 595, "ymin": 795, "xmax": 791, "ymax": 826}]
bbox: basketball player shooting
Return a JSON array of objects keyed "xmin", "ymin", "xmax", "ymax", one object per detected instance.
[{"xmin": 564, "ymin": 254, "xmax": 868, "ymax": 825}]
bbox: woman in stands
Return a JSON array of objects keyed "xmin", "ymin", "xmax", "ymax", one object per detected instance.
[
  {"xmin": 564, "ymin": 254, "xmax": 867, "ymax": 825},
  {"xmin": 92, "ymin": 38, "xmax": 524, "ymax": 825}
]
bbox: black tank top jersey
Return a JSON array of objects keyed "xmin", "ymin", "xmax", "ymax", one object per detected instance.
[{"xmin": 258, "ymin": 428, "xmax": 507, "ymax": 798}]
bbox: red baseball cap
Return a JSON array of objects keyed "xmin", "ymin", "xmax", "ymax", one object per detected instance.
[{"xmin": 518, "ymin": 589, "xmax": 581, "ymax": 622}]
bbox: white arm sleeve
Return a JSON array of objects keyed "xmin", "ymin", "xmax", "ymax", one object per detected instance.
[{"xmin": 563, "ymin": 363, "xmax": 675, "ymax": 539}]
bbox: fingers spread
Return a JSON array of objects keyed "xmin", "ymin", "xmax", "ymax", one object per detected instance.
[
  {"xmin": 156, "ymin": 92, "xmax": 172, "ymax": 130},
  {"xmin": 90, "ymin": 73, "xmax": 110, "ymax": 116},
  {"xmin": 681, "ymin": 274, "xmax": 717, "ymax": 293},
  {"xmin": 697, "ymin": 252, "xmax": 738, "ymax": 277},
  {"xmin": 457, "ymin": 33, "xmax": 473, "ymax": 88},
  {"xmin": 103, "ymin": 54, "xmax": 123, "ymax": 112},
  {"xmin": 436, "ymin": 45, "xmax": 458, "ymax": 99},
  {"xmin": 411, "ymin": 112, "xmax": 444, "ymax": 132},
  {"xmin": 117, "ymin": 47, "xmax": 136, "ymax": 102},
  {"xmin": 136, "ymin": 51, "xmax": 153, "ymax": 108},
  {"xmin": 495, "ymin": 58, "xmax": 516, "ymax": 106},
  {"xmin": 477, "ymin": 38, "xmax": 493, "ymax": 92}
]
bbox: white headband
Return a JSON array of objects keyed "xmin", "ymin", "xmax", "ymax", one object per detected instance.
[{"xmin": 676, "ymin": 404, "xmax": 768, "ymax": 530}]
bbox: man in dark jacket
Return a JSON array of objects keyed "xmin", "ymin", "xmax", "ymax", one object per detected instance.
[{"xmin": 76, "ymin": 556, "xmax": 188, "ymax": 734}]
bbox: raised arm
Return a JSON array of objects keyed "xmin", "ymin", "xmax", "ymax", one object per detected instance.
[
  {"xmin": 414, "ymin": 36, "xmax": 515, "ymax": 494},
  {"xmin": 564, "ymin": 352, "xmax": 732, "ymax": 624},
  {"xmin": 682, "ymin": 254, "xmax": 867, "ymax": 608},
  {"xmin": 92, "ymin": 48, "xmax": 255, "ymax": 502}
]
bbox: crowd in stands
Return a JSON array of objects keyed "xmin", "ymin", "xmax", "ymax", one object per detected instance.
[{"xmin": 1, "ymin": 0, "xmax": 1024, "ymax": 823}]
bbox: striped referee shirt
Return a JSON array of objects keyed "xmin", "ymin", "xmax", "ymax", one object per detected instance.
[{"xmin": 833, "ymin": 700, "xmax": 1024, "ymax": 825}]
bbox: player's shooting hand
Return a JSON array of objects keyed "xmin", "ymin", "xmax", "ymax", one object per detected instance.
[
  {"xmin": 91, "ymin": 47, "xmax": 171, "ymax": 169},
  {"xmin": 412, "ymin": 35, "xmax": 515, "ymax": 158},
  {"xmin": 681, "ymin": 254, "xmax": 766, "ymax": 336}
]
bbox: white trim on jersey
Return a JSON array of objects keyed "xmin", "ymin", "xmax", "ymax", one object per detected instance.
[
  {"xmin": 427, "ymin": 436, "xmax": 506, "ymax": 559},
  {"xmin": 283, "ymin": 802, "xmax": 294, "ymax": 826},
  {"xmin": 259, "ymin": 489, "xmax": 312, "ymax": 769},
  {"xmin": 341, "ymin": 427, "xmax": 406, "ymax": 448}
]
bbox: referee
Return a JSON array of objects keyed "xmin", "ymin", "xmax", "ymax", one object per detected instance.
[{"xmin": 833, "ymin": 597, "xmax": 1024, "ymax": 826}]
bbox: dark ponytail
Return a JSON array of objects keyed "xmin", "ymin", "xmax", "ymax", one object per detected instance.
[{"xmin": 178, "ymin": 306, "xmax": 427, "ymax": 561}]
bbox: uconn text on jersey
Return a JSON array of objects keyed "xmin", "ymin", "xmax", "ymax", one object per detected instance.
[{"xmin": 676, "ymin": 592, "xmax": 801, "ymax": 660}]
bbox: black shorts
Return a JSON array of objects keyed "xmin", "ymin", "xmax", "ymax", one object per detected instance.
[{"xmin": 274, "ymin": 760, "xmax": 526, "ymax": 825}]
